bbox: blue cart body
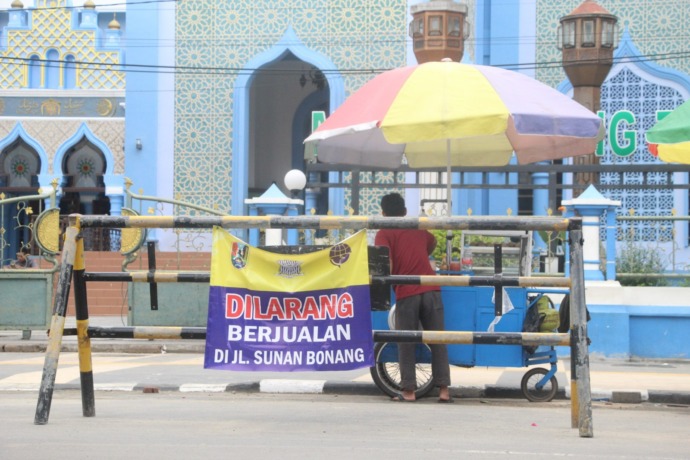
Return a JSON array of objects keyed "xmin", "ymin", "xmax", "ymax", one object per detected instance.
[
  {"xmin": 372, "ymin": 286, "xmax": 530, "ymax": 367},
  {"xmin": 370, "ymin": 286, "xmax": 562, "ymax": 401},
  {"xmin": 445, "ymin": 286, "xmax": 528, "ymax": 367}
]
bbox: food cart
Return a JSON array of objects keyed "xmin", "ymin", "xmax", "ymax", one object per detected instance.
[{"xmin": 370, "ymin": 231, "xmax": 563, "ymax": 402}]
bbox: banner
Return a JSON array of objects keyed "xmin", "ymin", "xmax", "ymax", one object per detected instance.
[{"xmin": 204, "ymin": 228, "xmax": 374, "ymax": 371}]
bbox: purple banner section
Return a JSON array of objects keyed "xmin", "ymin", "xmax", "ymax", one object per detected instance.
[{"xmin": 204, "ymin": 285, "xmax": 374, "ymax": 371}]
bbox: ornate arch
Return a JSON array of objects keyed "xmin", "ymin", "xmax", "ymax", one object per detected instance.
[
  {"xmin": 53, "ymin": 122, "xmax": 114, "ymax": 177},
  {"xmin": 0, "ymin": 123, "xmax": 47, "ymax": 176},
  {"xmin": 231, "ymin": 26, "xmax": 346, "ymax": 216}
]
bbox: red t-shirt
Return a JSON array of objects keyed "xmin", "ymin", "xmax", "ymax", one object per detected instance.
[{"xmin": 375, "ymin": 228, "xmax": 439, "ymax": 301}]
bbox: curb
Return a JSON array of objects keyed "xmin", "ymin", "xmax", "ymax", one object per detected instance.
[
  {"xmin": 2, "ymin": 340, "xmax": 689, "ymax": 406},
  {"xmin": 648, "ymin": 390, "xmax": 690, "ymax": 405},
  {"xmin": 3, "ymin": 380, "xmax": 684, "ymax": 406},
  {"xmin": 1, "ymin": 341, "xmax": 205, "ymax": 354}
]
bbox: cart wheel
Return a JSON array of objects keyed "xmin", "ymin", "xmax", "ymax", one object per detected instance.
[
  {"xmin": 521, "ymin": 367, "xmax": 558, "ymax": 402},
  {"xmin": 369, "ymin": 342, "xmax": 435, "ymax": 399}
]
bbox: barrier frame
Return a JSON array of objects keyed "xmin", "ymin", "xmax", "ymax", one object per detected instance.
[{"xmin": 33, "ymin": 214, "xmax": 593, "ymax": 438}]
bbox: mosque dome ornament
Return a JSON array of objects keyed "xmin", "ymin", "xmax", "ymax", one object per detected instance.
[
  {"xmin": 11, "ymin": 0, "xmax": 24, "ymax": 8},
  {"xmin": 83, "ymin": 0, "xmax": 95, "ymax": 9},
  {"xmin": 108, "ymin": 14, "xmax": 121, "ymax": 30}
]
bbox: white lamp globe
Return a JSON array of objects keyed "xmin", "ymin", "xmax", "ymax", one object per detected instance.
[{"xmin": 284, "ymin": 169, "xmax": 307, "ymax": 193}]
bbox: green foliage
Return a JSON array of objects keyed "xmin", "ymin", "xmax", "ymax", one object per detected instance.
[
  {"xmin": 428, "ymin": 230, "xmax": 521, "ymax": 266},
  {"xmin": 616, "ymin": 242, "xmax": 668, "ymax": 287},
  {"xmin": 429, "ymin": 230, "xmax": 461, "ymax": 261}
]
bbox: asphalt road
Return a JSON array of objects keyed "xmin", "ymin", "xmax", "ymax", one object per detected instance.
[{"xmin": 2, "ymin": 392, "xmax": 689, "ymax": 460}]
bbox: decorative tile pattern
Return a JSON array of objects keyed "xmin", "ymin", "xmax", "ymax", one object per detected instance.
[
  {"xmin": 175, "ymin": 117, "xmax": 213, "ymax": 155},
  {"xmin": 599, "ymin": 68, "xmax": 682, "ymax": 242},
  {"xmin": 211, "ymin": 117, "xmax": 234, "ymax": 154},
  {"xmin": 88, "ymin": 120, "xmax": 126, "ymax": 174},
  {"xmin": 175, "ymin": 154, "xmax": 216, "ymax": 191},
  {"xmin": 175, "ymin": 0, "xmax": 407, "ymax": 214},
  {"xmin": 0, "ymin": 9, "xmax": 124, "ymax": 89},
  {"xmin": 176, "ymin": 76, "xmax": 214, "ymax": 115},
  {"xmin": 338, "ymin": 171, "xmax": 405, "ymax": 216}
]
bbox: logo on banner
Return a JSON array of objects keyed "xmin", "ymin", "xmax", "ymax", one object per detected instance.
[
  {"xmin": 277, "ymin": 259, "xmax": 303, "ymax": 278},
  {"xmin": 231, "ymin": 242, "xmax": 248, "ymax": 269},
  {"xmin": 204, "ymin": 228, "xmax": 374, "ymax": 372}
]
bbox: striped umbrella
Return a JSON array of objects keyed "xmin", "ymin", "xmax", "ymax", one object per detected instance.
[
  {"xmin": 646, "ymin": 99, "xmax": 690, "ymax": 164},
  {"xmin": 304, "ymin": 60, "xmax": 603, "ymax": 210}
]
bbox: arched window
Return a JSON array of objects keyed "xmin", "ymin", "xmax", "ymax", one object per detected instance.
[
  {"xmin": 0, "ymin": 138, "xmax": 41, "ymax": 189},
  {"xmin": 63, "ymin": 138, "xmax": 105, "ymax": 189},
  {"xmin": 45, "ymin": 49, "xmax": 60, "ymax": 89},
  {"xmin": 28, "ymin": 55, "xmax": 41, "ymax": 89},
  {"xmin": 59, "ymin": 137, "xmax": 111, "ymax": 250},
  {"xmin": 64, "ymin": 54, "xmax": 76, "ymax": 89},
  {"xmin": 0, "ymin": 140, "xmax": 42, "ymax": 262}
]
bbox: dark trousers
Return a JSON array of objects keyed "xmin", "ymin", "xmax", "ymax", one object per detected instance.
[{"xmin": 395, "ymin": 290, "xmax": 451, "ymax": 392}]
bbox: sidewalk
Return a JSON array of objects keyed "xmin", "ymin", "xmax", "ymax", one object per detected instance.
[{"xmin": 1, "ymin": 316, "xmax": 689, "ymax": 405}]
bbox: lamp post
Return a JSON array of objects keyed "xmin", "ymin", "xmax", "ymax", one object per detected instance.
[
  {"xmin": 284, "ymin": 169, "xmax": 307, "ymax": 200},
  {"xmin": 558, "ymin": 0, "xmax": 618, "ymax": 192},
  {"xmin": 410, "ymin": 0, "xmax": 470, "ymax": 64},
  {"xmin": 283, "ymin": 169, "xmax": 306, "ymax": 245}
]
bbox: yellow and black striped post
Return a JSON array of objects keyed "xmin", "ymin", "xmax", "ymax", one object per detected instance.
[
  {"xmin": 34, "ymin": 218, "xmax": 80, "ymax": 425},
  {"xmin": 73, "ymin": 231, "xmax": 95, "ymax": 417}
]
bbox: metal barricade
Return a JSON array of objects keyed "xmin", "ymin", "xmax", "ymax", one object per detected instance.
[{"xmin": 33, "ymin": 214, "xmax": 593, "ymax": 438}]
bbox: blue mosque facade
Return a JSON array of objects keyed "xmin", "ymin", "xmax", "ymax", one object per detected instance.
[{"xmin": 1, "ymin": 1, "xmax": 690, "ymax": 265}]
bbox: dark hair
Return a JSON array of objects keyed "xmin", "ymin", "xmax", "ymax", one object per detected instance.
[
  {"xmin": 18, "ymin": 247, "xmax": 30, "ymax": 255},
  {"xmin": 380, "ymin": 193, "xmax": 406, "ymax": 217}
]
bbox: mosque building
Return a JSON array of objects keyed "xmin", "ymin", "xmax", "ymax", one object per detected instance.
[{"xmin": 1, "ymin": 1, "xmax": 689, "ymax": 269}]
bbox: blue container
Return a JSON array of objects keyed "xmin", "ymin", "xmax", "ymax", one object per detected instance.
[{"xmin": 443, "ymin": 286, "xmax": 527, "ymax": 367}]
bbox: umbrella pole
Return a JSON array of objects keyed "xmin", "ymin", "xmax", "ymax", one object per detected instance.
[{"xmin": 446, "ymin": 140, "xmax": 452, "ymax": 267}]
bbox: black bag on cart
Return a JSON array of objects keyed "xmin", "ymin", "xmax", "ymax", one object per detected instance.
[{"xmin": 557, "ymin": 294, "xmax": 591, "ymax": 333}]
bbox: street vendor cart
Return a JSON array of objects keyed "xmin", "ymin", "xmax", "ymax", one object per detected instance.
[{"xmin": 370, "ymin": 231, "xmax": 563, "ymax": 402}]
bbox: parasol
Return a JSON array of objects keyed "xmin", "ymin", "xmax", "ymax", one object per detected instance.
[
  {"xmin": 304, "ymin": 59, "xmax": 604, "ymax": 212},
  {"xmin": 646, "ymin": 98, "xmax": 690, "ymax": 164}
]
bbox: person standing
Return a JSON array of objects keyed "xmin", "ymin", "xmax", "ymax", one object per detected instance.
[{"xmin": 375, "ymin": 193, "xmax": 452, "ymax": 402}]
